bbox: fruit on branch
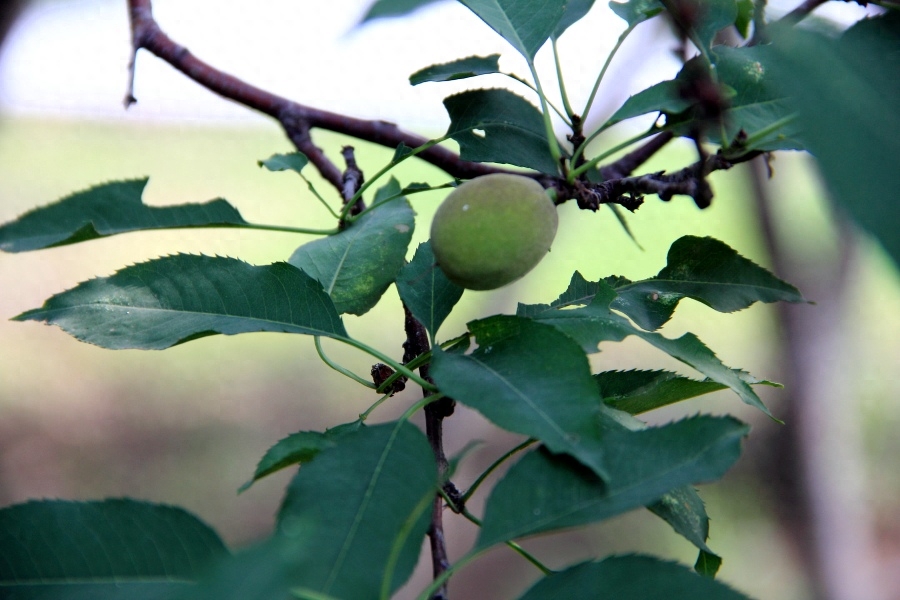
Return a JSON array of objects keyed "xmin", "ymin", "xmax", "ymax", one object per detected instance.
[{"xmin": 430, "ymin": 174, "xmax": 558, "ymax": 290}]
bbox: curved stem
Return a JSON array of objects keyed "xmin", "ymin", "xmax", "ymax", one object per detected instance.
[
  {"xmin": 415, "ymin": 550, "xmax": 482, "ymax": 600},
  {"xmin": 315, "ymin": 337, "xmax": 377, "ymax": 389},
  {"xmin": 461, "ymin": 438, "xmax": 536, "ymax": 504},
  {"xmin": 298, "ymin": 173, "xmax": 342, "ymax": 219},
  {"xmin": 359, "ymin": 392, "xmax": 393, "ymax": 422},
  {"xmin": 243, "ymin": 222, "xmax": 339, "ymax": 236},
  {"xmin": 374, "ymin": 333, "xmax": 470, "ymax": 395},
  {"xmin": 340, "ymin": 135, "xmax": 451, "ymax": 221},
  {"xmin": 581, "ymin": 25, "xmax": 635, "ymax": 121},
  {"xmin": 401, "ymin": 392, "xmax": 444, "ymax": 422},
  {"xmin": 460, "ymin": 509, "xmax": 553, "ymax": 576},
  {"xmin": 339, "ymin": 336, "xmax": 437, "ymax": 392},
  {"xmin": 346, "ymin": 182, "xmax": 455, "ymax": 224},
  {"xmin": 504, "ymin": 73, "xmax": 572, "ymax": 126}
]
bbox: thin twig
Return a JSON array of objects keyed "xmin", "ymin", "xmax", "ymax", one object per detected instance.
[
  {"xmin": 125, "ymin": 0, "xmax": 752, "ymax": 211},
  {"xmin": 780, "ymin": 0, "xmax": 830, "ymax": 24},
  {"xmin": 125, "ymin": 0, "xmax": 499, "ymax": 191},
  {"xmin": 339, "ymin": 146, "xmax": 365, "ymax": 225}
]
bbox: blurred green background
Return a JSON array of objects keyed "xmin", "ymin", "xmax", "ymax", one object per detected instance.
[
  {"xmin": 1, "ymin": 1, "xmax": 899, "ymax": 599},
  {"xmin": 2, "ymin": 116, "xmax": 897, "ymax": 599}
]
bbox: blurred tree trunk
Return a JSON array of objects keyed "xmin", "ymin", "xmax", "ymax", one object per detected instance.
[
  {"xmin": 750, "ymin": 157, "xmax": 887, "ymax": 600},
  {"xmin": 0, "ymin": 0, "xmax": 24, "ymax": 51}
]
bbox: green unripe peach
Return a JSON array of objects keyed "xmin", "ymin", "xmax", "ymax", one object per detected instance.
[{"xmin": 430, "ymin": 173, "xmax": 558, "ymax": 291}]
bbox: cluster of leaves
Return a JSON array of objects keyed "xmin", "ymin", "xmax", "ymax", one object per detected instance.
[{"xmin": 0, "ymin": 0, "xmax": 896, "ymax": 598}]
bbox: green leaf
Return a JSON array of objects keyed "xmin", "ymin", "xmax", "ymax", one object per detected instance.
[
  {"xmin": 444, "ymin": 88, "xmax": 560, "ymax": 173},
  {"xmin": 276, "ymin": 421, "xmax": 437, "ymax": 599},
  {"xmin": 648, "ymin": 486, "xmax": 712, "ymax": 552},
  {"xmin": 520, "ymin": 272, "xmax": 774, "ymax": 416},
  {"xmin": 477, "ymin": 415, "xmax": 748, "ymax": 548},
  {"xmin": 0, "ymin": 179, "xmax": 246, "ymax": 253},
  {"xmin": 733, "ymin": 0, "xmax": 753, "ymax": 38},
  {"xmin": 396, "ymin": 241, "xmax": 464, "ymax": 342},
  {"xmin": 15, "ymin": 254, "xmax": 348, "ymax": 350},
  {"xmin": 457, "ymin": 0, "xmax": 567, "ymax": 60},
  {"xmin": 695, "ymin": 549, "xmax": 723, "ymax": 578},
  {"xmin": 687, "ymin": 0, "xmax": 739, "ymax": 53},
  {"xmin": 712, "ymin": 46, "xmax": 803, "ymax": 151},
  {"xmin": 360, "ymin": 0, "xmax": 444, "ymax": 22},
  {"xmin": 518, "ymin": 555, "xmax": 749, "ymax": 599},
  {"xmin": 608, "ymin": 0, "xmax": 664, "ymax": 28},
  {"xmin": 767, "ymin": 14, "xmax": 900, "ymax": 269},
  {"xmin": 409, "ymin": 54, "xmax": 501, "ymax": 85},
  {"xmin": 597, "ymin": 369, "xmax": 728, "ymax": 414},
  {"xmin": 0, "ymin": 499, "xmax": 227, "ymax": 598},
  {"xmin": 605, "ymin": 80, "xmax": 691, "ymax": 128},
  {"xmin": 553, "ymin": 0, "xmax": 596, "ymax": 38},
  {"xmin": 432, "ymin": 315, "xmax": 615, "ymax": 480},
  {"xmin": 289, "ymin": 179, "xmax": 415, "ymax": 316},
  {"xmin": 611, "ymin": 235, "xmax": 807, "ymax": 331},
  {"xmin": 179, "ymin": 537, "xmax": 314, "ymax": 600},
  {"xmin": 258, "ymin": 152, "xmax": 309, "ymax": 174},
  {"xmin": 237, "ymin": 422, "xmax": 361, "ymax": 493}
]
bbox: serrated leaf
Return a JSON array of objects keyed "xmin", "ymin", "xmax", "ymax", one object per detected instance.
[
  {"xmin": 431, "ymin": 315, "xmax": 614, "ymax": 480},
  {"xmin": 610, "ymin": 235, "xmax": 807, "ymax": 331},
  {"xmin": 359, "ymin": 0, "xmax": 444, "ymax": 22},
  {"xmin": 444, "ymin": 88, "xmax": 560, "ymax": 173},
  {"xmin": 15, "ymin": 254, "xmax": 347, "ymax": 350},
  {"xmin": 0, "ymin": 499, "xmax": 227, "ymax": 597},
  {"xmin": 592, "ymin": 406, "xmax": 716, "ymax": 553},
  {"xmin": 695, "ymin": 549, "xmax": 723, "ymax": 578},
  {"xmin": 477, "ymin": 415, "xmax": 748, "ymax": 548},
  {"xmin": 258, "ymin": 152, "xmax": 309, "ymax": 174},
  {"xmin": 238, "ymin": 422, "xmax": 362, "ymax": 493},
  {"xmin": 518, "ymin": 555, "xmax": 749, "ymax": 599},
  {"xmin": 410, "ymin": 54, "xmax": 501, "ymax": 85},
  {"xmin": 648, "ymin": 486, "xmax": 712, "ymax": 552},
  {"xmin": 0, "ymin": 179, "xmax": 246, "ymax": 253},
  {"xmin": 289, "ymin": 179, "xmax": 415, "ymax": 316},
  {"xmin": 518, "ymin": 272, "xmax": 774, "ymax": 416},
  {"xmin": 553, "ymin": 0, "xmax": 596, "ymax": 38},
  {"xmin": 767, "ymin": 14, "xmax": 900, "ymax": 269},
  {"xmin": 396, "ymin": 241, "xmax": 464, "ymax": 342},
  {"xmin": 608, "ymin": 0, "xmax": 664, "ymax": 28},
  {"xmin": 275, "ymin": 421, "xmax": 437, "ymax": 599},
  {"xmin": 458, "ymin": 0, "xmax": 567, "ymax": 60},
  {"xmin": 596, "ymin": 370, "xmax": 727, "ymax": 414}
]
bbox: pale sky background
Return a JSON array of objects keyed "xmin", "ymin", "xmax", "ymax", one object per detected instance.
[
  {"xmin": 0, "ymin": 0, "xmax": 875, "ymax": 131},
  {"xmin": 0, "ymin": 0, "xmax": 637, "ymax": 131}
]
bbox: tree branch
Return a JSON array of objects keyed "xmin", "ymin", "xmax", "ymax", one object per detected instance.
[
  {"xmin": 125, "ymin": 0, "xmax": 499, "ymax": 189},
  {"xmin": 126, "ymin": 0, "xmax": 752, "ymax": 215},
  {"xmin": 402, "ymin": 305, "xmax": 456, "ymax": 600},
  {"xmin": 599, "ymin": 131, "xmax": 674, "ymax": 180}
]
